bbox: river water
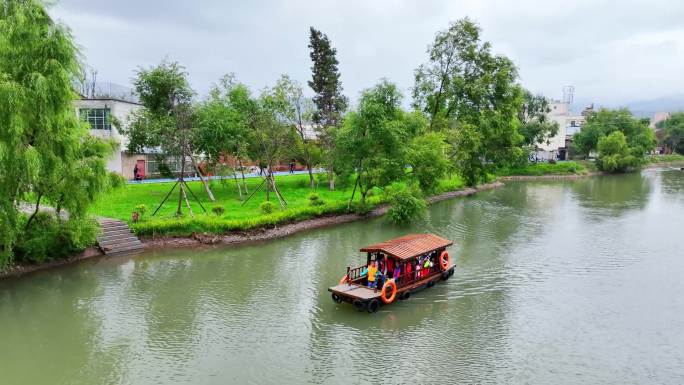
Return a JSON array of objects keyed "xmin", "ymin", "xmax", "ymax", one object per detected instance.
[{"xmin": 1, "ymin": 169, "xmax": 683, "ymax": 385}]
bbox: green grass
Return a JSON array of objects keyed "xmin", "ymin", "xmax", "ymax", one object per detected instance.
[
  {"xmin": 89, "ymin": 173, "xmax": 466, "ymax": 237},
  {"xmin": 647, "ymin": 154, "xmax": 684, "ymax": 164},
  {"xmin": 495, "ymin": 161, "xmax": 588, "ymax": 177}
]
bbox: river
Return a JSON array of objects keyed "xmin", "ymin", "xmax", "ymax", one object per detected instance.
[{"xmin": 1, "ymin": 169, "xmax": 683, "ymax": 384}]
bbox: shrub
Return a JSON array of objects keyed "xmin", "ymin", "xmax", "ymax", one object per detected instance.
[
  {"xmin": 14, "ymin": 213, "xmax": 99, "ymax": 264},
  {"xmin": 260, "ymin": 201, "xmax": 275, "ymax": 214},
  {"xmin": 308, "ymin": 192, "xmax": 325, "ymax": 206},
  {"xmin": 135, "ymin": 204, "xmax": 148, "ymax": 218},
  {"xmin": 386, "ymin": 184, "xmax": 427, "ymax": 225},
  {"xmin": 108, "ymin": 172, "xmax": 126, "ymax": 189},
  {"xmin": 212, "ymin": 205, "xmax": 226, "ymax": 216}
]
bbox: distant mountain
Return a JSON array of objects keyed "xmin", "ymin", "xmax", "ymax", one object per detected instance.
[{"xmin": 618, "ymin": 94, "xmax": 684, "ymax": 118}]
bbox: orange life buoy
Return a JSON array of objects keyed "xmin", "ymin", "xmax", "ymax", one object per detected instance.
[
  {"xmin": 339, "ymin": 274, "xmax": 348, "ymax": 285},
  {"xmin": 381, "ymin": 279, "xmax": 397, "ymax": 304},
  {"xmin": 439, "ymin": 250, "xmax": 450, "ymax": 271}
]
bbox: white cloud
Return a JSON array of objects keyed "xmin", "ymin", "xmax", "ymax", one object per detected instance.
[{"xmin": 49, "ymin": 0, "xmax": 684, "ymax": 107}]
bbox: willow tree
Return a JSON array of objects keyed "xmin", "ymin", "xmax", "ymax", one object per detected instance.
[{"xmin": 0, "ymin": 0, "xmax": 111, "ymax": 265}]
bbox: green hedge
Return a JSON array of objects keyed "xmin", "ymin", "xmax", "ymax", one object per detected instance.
[
  {"xmin": 132, "ymin": 196, "xmax": 387, "ymax": 237},
  {"xmin": 496, "ymin": 161, "xmax": 587, "ymax": 176}
]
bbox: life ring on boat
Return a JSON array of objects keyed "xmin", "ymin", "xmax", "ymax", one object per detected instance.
[
  {"xmin": 339, "ymin": 274, "xmax": 348, "ymax": 285},
  {"xmin": 380, "ymin": 280, "xmax": 397, "ymax": 304},
  {"xmin": 439, "ymin": 251, "xmax": 450, "ymax": 271}
]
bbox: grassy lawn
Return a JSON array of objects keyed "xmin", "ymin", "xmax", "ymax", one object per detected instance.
[
  {"xmin": 90, "ymin": 173, "xmax": 465, "ymax": 236},
  {"xmin": 647, "ymin": 154, "xmax": 684, "ymax": 164},
  {"xmin": 495, "ymin": 161, "xmax": 588, "ymax": 176}
]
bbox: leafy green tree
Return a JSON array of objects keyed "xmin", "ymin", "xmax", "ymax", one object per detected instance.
[
  {"xmin": 572, "ymin": 109, "xmax": 655, "ymax": 160},
  {"xmin": 125, "ymin": 60, "xmax": 215, "ymax": 215},
  {"xmin": 386, "ymin": 184, "xmax": 427, "ymax": 225},
  {"xmin": 518, "ymin": 90, "xmax": 559, "ymax": 147},
  {"xmin": 413, "ymin": 18, "xmax": 524, "ymax": 185},
  {"xmin": 254, "ymin": 83, "xmax": 297, "ymax": 206},
  {"xmin": 596, "ymin": 131, "xmax": 638, "ymax": 172},
  {"xmin": 657, "ymin": 112, "xmax": 684, "ymax": 154},
  {"xmin": 0, "ymin": 0, "xmax": 110, "ymax": 265},
  {"xmin": 450, "ymin": 123, "xmax": 484, "ymax": 186},
  {"xmin": 336, "ymin": 80, "xmax": 409, "ymax": 204},
  {"xmin": 308, "ymin": 27, "xmax": 348, "ymax": 190},
  {"xmin": 408, "ymin": 132, "xmax": 450, "ymax": 194},
  {"xmin": 270, "ymin": 74, "xmax": 321, "ymax": 188},
  {"xmin": 194, "ymin": 74, "xmax": 254, "ymax": 197}
]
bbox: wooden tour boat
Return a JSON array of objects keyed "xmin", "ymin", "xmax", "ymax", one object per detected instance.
[{"xmin": 328, "ymin": 233, "xmax": 455, "ymax": 313}]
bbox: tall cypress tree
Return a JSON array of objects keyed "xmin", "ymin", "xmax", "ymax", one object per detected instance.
[{"xmin": 308, "ymin": 27, "xmax": 347, "ymax": 190}]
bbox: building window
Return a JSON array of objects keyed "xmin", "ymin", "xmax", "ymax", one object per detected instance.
[{"xmin": 80, "ymin": 108, "xmax": 111, "ymax": 130}]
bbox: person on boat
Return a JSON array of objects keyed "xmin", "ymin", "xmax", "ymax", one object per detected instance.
[
  {"xmin": 375, "ymin": 269, "xmax": 385, "ymax": 293},
  {"xmin": 423, "ymin": 258, "xmax": 431, "ymax": 277},
  {"xmin": 367, "ymin": 261, "xmax": 378, "ymax": 289},
  {"xmin": 405, "ymin": 262, "xmax": 412, "ymax": 282},
  {"xmin": 392, "ymin": 264, "xmax": 401, "ymax": 283}
]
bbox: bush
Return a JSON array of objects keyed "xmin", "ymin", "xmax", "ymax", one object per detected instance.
[
  {"xmin": 135, "ymin": 204, "xmax": 148, "ymax": 218},
  {"xmin": 308, "ymin": 192, "xmax": 325, "ymax": 206},
  {"xmin": 108, "ymin": 172, "xmax": 126, "ymax": 189},
  {"xmin": 260, "ymin": 201, "xmax": 275, "ymax": 214},
  {"xmin": 14, "ymin": 213, "xmax": 99, "ymax": 264},
  {"xmin": 386, "ymin": 184, "xmax": 427, "ymax": 225},
  {"xmin": 211, "ymin": 205, "xmax": 225, "ymax": 216}
]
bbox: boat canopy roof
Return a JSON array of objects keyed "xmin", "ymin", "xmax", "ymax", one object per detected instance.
[{"xmin": 359, "ymin": 234, "xmax": 453, "ymax": 261}]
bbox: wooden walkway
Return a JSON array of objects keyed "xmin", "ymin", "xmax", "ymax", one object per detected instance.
[{"xmin": 96, "ymin": 219, "xmax": 144, "ymax": 256}]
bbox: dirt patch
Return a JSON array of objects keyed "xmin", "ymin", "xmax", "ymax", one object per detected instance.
[{"xmin": 142, "ymin": 182, "xmax": 505, "ymax": 250}]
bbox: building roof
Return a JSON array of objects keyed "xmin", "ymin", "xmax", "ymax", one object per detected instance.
[{"xmin": 360, "ymin": 233, "xmax": 453, "ymax": 260}]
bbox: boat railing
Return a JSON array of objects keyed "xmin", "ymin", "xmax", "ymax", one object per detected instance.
[
  {"xmin": 345, "ymin": 263, "xmax": 441, "ymax": 288},
  {"xmin": 394, "ymin": 264, "xmax": 441, "ymax": 289},
  {"xmin": 346, "ymin": 265, "xmax": 367, "ymax": 282}
]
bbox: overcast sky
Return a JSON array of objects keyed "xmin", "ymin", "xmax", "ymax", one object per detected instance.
[{"xmin": 49, "ymin": 0, "xmax": 684, "ymax": 108}]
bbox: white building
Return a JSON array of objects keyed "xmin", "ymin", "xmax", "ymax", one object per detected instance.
[
  {"xmin": 75, "ymin": 97, "xmax": 143, "ymax": 179},
  {"xmin": 536, "ymin": 100, "xmax": 588, "ymax": 160}
]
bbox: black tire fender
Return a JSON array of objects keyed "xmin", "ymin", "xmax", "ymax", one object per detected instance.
[
  {"xmin": 367, "ymin": 299, "xmax": 380, "ymax": 313},
  {"xmin": 353, "ymin": 299, "xmax": 367, "ymax": 312},
  {"xmin": 332, "ymin": 293, "xmax": 343, "ymax": 304}
]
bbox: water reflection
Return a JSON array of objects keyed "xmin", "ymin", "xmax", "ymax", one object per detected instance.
[{"xmin": 1, "ymin": 170, "xmax": 683, "ymax": 384}]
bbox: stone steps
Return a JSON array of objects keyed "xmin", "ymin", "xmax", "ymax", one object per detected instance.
[{"xmin": 96, "ymin": 219, "xmax": 144, "ymax": 256}]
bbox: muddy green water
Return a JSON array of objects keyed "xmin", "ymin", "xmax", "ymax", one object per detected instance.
[{"xmin": 2, "ymin": 169, "xmax": 684, "ymax": 385}]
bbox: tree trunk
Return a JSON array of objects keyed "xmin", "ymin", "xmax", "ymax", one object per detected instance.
[
  {"xmin": 177, "ymin": 155, "xmax": 186, "ymax": 216},
  {"xmin": 237, "ymin": 158, "xmax": 249, "ymax": 193},
  {"xmin": 327, "ymin": 162, "xmax": 335, "ymax": 190},
  {"xmin": 24, "ymin": 193, "xmax": 43, "ymax": 229},
  {"xmin": 233, "ymin": 166, "xmax": 243, "ymax": 199},
  {"xmin": 190, "ymin": 154, "xmax": 215, "ymax": 202},
  {"xmin": 308, "ymin": 165, "xmax": 315, "ymax": 188},
  {"xmin": 181, "ymin": 183, "xmax": 194, "ymax": 217}
]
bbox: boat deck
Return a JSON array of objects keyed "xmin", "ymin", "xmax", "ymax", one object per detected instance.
[{"xmin": 328, "ymin": 283, "xmax": 382, "ymax": 300}]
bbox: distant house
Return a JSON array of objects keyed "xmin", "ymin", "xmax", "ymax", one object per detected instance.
[
  {"xmin": 536, "ymin": 101, "xmax": 589, "ymax": 161},
  {"xmin": 75, "ymin": 84, "xmax": 186, "ymax": 180}
]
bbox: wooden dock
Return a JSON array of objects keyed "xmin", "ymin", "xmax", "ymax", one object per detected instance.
[{"xmin": 96, "ymin": 219, "xmax": 144, "ymax": 256}]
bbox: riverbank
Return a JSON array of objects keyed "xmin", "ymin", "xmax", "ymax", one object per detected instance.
[
  {"xmin": 142, "ymin": 182, "xmax": 505, "ymax": 249},
  {"xmin": 0, "ymin": 247, "xmax": 103, "ymax": 279}
]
